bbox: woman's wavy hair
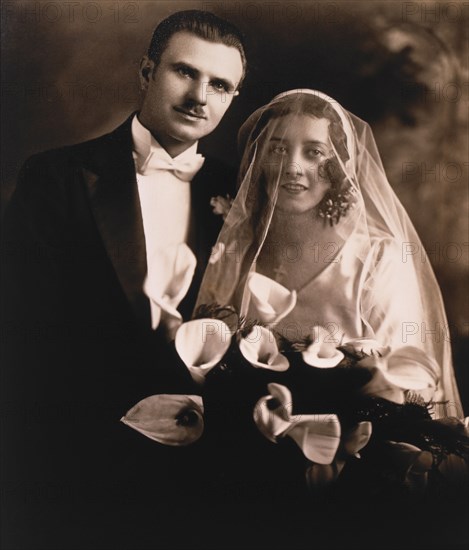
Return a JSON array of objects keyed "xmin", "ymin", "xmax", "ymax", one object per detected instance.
[{"xmin": 238, "ymin": 93, "xmax": 351, "ymax": 227}]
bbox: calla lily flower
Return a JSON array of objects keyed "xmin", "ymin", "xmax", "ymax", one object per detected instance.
[
  {"xmin": 239, "ymin": 326, "xmax": 289, "ymax": 372},
  {"xmin": 253, "ymin": 383, "xmax": 292, "ymax": 441},
  {"xmin": 386, "ymin": 441, "xmax": 433, "ymax": 491},
  {"xmin": 342, "ymin": 421, "xmax": 373, "ymax": 458},
  {"xmin": 247, "ymin": 272, "xmax": 297, "ymax": 324},
  {"xmin": 144, "ymin": 243, "xmax": 196, "ymax": 334},
  {"xmin": 306, "ymin": 422, "xmax": 373, "ymax": 488},
  {"xmin": 175, "ymin": 319, "xmax": 232, "ymax": 384},
  {"xmin": 302, "ymin": 326, "xmax": 344, "ymax": 368},
  {"xmin": 387, "ymin": 441, "xmax": 434, "ymax": 475},
  {"xmin": 358, "ymin": 346, "xmax": 437, "ymax": 403},
  {"xmin": 436, "ymin": 452, "xmax": 469, "ymax": 486},
  {"xmin": 254, "ymin": 383, "xmax": 341, "ymax": 464},
  {"xmin": 341, "ymin": 337, "xmax": 390, "ymax": 358},
  {"xmin": 306, "ymin": 462, "xmax": 341, "ymax": 488},
  {"xmin": 120, "ymin": 394, "xmax": 204, "ymax": 446}
]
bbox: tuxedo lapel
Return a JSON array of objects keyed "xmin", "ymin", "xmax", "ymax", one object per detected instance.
[
  {"xmin": 80, "ymin": 118, "xmax": 234, "ymax": 325},
  {"xmin": 189, "ymin": 166, "xmax": 212, "ymax": 274},
  {"xmin": 189, "ymin": 158, "xmax": 235, "ymax": 278},
  {"xmin": 81, "ymin": 116, "xmax": 150, "ymax": 327}
]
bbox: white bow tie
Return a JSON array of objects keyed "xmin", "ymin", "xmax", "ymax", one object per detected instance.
[{"xmin": 141, "ymin": 151, "xmax": 205, "ymax": 182}]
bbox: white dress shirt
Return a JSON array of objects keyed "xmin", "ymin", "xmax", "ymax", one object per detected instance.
[
  {"xmin": 131, "ymin": 115, "xmax": 205, "ymax": 332},
  {"xmin": 131, "ymin": 114, "xmax": 205, "ymax": 263}
]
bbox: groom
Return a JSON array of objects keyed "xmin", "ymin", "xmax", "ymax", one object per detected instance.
[{"xmin": 1, "ymin": 10, "xmax": 245, "ymax": 549}]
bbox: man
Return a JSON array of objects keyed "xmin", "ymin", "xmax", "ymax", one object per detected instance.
[{"xmin": 1, "ymin": 11, "xmax": 246, "ymax": 549}]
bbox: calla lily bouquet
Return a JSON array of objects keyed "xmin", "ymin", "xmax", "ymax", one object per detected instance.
[{"xmin": 122, "ymin": 274, "xmax": 469, "ymax": 494}]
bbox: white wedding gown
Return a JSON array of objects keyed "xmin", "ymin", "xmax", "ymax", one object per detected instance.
[{"xmin": 196, "ymin": 88, "xmax": 463, "ymax": 415}]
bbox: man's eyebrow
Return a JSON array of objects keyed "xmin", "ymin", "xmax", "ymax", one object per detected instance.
[
  {"xmin": 172, "ymin": 61, "xmax": 236, "ymax": 91},
  {"xmin": 172, "ymin": 61, "xmax": 198, "ymax": 74}
]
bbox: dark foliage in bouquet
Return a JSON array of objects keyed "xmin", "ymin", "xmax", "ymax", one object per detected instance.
[{"xmin": 121, "ymin": 300, "xmax": 469, "ymax": 499}]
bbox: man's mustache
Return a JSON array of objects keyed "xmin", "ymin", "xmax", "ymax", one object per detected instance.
[{"xmin": 177, "ymin": 101, "xmax": 207, "ymax": 118}]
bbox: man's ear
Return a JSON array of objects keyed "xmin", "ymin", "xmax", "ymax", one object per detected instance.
[{"xmin": 139, "ymin": 56, "xmax": 155, "ymax": 91}]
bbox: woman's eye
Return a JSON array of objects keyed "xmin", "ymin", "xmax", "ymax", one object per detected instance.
[
  {"xmin": 307, "ymin": 149, "xmax": 324, "ymax": 158},
  {"xmin": 271, "ymin": 145, "xmax": 287, "ymax": 155}
]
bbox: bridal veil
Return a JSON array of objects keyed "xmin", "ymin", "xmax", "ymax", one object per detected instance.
[{"xmin": 195, "ymin": 89, "xmax": 461, "ymax": 412}]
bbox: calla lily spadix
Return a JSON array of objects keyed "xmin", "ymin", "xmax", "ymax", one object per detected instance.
[
  {"xmin": 254, "ymin": 383, "xmax": 341, "ymax": 464},
  {"xmin": 175, "ymin": 318, "xmax": 232, "ymax": 384},
  {"xmin": 302, "ymin": 325, "xmax": 344, "ymax": 368},
  {"xmin": 144, "ymin": 243, "xmax": 197, "ymax": 334},
  {"xmin": 239, "ymin": 326, "xmax": 289, "ymax": 372},
  {"xmin": 121, "ymin": 394, "xmax": 204, "ymax": 446},
  {"xmin": 247, "ymin": 272, "xmax": 297, "ymax": 324}
]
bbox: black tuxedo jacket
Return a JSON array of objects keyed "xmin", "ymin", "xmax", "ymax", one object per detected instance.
[{"xmin": 1, "ymin": 116, "xmax": 238, "ymax": 548}]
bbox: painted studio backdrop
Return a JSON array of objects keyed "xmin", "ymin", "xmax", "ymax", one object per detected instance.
[{"xmin": 1, "ymin": 0, "xmax": 468, "ymax": 410}]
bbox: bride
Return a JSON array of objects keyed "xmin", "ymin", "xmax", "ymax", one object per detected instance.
[{"xmin": 195, "ymin": 89, "xmax": 461, "ymax": 412}]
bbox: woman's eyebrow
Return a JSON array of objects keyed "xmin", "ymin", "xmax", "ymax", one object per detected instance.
[
  {"xmin": 304, "ymin": 140, "xmax": 329, "ymax": 147},
  {"xmin": 269, "ymin": 136, "xmax": 329, "ymax": 147}
]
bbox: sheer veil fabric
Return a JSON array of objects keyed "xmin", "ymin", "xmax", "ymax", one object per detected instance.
[{"xmin": 195, "ymin": 89, "xmax": 461, "ymax": 413}]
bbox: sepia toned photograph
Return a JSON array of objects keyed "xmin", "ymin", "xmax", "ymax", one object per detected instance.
[{"xmin": 1, "ymin": 1, "xmax": 468, "ymax": 549}]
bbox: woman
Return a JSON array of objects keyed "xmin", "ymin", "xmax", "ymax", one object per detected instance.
[{"xmin": 196, "ymin": 89, "xmax": 461, "ymax": 412}]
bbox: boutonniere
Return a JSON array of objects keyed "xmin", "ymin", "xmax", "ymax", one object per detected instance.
[{"xmin": 210, "ymin": 194, "xmax": 233, "ymax": 220}]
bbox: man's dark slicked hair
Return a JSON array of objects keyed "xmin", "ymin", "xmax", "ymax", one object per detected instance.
[{"xmin": 147, "ymin": 10, "xmax": 247, "ymax": 89}]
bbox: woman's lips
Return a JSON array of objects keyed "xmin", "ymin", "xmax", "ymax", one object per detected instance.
[{"xmin": 281, "ymin": 183, "xmax": 308, "ymax": 193}]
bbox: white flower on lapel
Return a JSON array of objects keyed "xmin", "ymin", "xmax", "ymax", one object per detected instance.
[
  {"xmin": 302, "ymin": 326, "xmax": 344, "ymax": 368},
  {"xmin": 358, "ymin": 346, "xmax": 437, "ymax": 404},
  {"xmin": 144, "ymin": 243, "xmax": 196, "ymax": 334},
  {"xmin": 247, "ymin": 272, "xmax": 297, "ymax": 324},
  {"xmin": 120, "ymin": 394, "xmax": 204, "ymax": 446},
  {"xmin": 210, "ymin": 194, "xmax": 233, "ymax": 220},
  {"xmin": 239, "ymin": 326, "xmax": 289, "ymax": 372},
  {"xmin": 254, "ymin": 383, "xmax": 341, "ymax": 464},
  {"xmin": 175, "ymin": 318, "xmax": 232, "ymax": 384}
]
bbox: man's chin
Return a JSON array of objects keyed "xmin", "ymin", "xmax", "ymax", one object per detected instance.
[{"xmin": 169, "ymin": 124, "xmax": 210, "ymax": 144}]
